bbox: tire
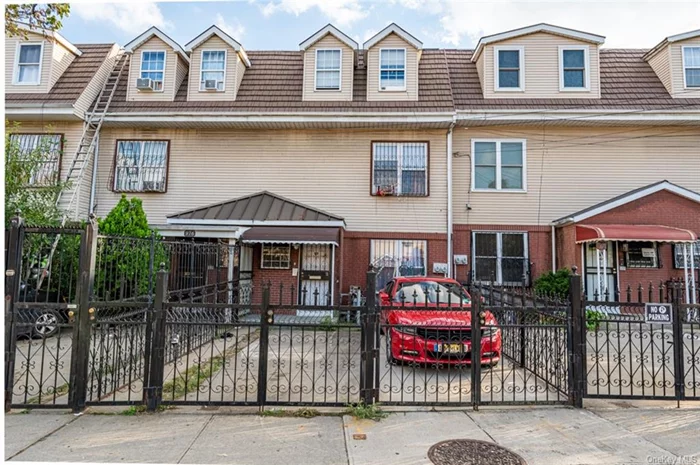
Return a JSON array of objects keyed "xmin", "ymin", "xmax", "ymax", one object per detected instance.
[{"xmin": 32, "ymin": 310, "xmax": 60, "ymax": 339}]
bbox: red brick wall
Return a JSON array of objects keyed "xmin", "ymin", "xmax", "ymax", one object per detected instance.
[{"xmin": 250, "ymin": 245, "xmax": 301, "ymax": 305}]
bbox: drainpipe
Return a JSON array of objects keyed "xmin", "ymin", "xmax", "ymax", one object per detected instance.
[
  {"xmin": 551, "ymin": 224, "xmax": 557, "ymax": 272},
  {"xmin": 446, "ymin": 117, "xmax": 456, "ymax": 278},
  {"xmin": 88, "ymin": 132, "xmax": 100, "ymax": 216}
]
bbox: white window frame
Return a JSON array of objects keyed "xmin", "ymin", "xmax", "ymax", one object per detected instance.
[
  {"xmin": 371, "ymin": 142, "xmax": 428, "ymax": 196},
  {"xmin": 260, "ymin": 244, "xmax": 291, "ymax": 270},
  {"xmin": 559, "ymin": 46, "xmax": 590, "ymax": 91},
  {"xmin": 113, "ymin": 140, "xmax": 169, "ymax": 193},
  {"xmin": 139, "ymin": 49, "xmax": 167, "ymax": 93},
  {"xmin": 471, "ymin": 139, "xmax": 527, "ymax": 192},
  {"xmin": 314, "ymin": 48, "xmax": 342, "ymax": 91},
  {"xmin": 494, "ymin": 46, "xmax": 525, "ymax": 92},
  {"xmin": 199, "ymin": 49, "xmax": 227, "ymax": 92},
  {"xmin": 378, "ymin": 48, "xmax": 407, "ymax": 92},
  {"xmin": 682, "ymin": 45, "xmax": 700, "ymax": 89},
  {"xmin": 13, "ymin": 41, "xmax": 44, "ymax": 85},
  {"xmin": 370, "ymin": 239, "xmax": 428, "ymax": 276},
  {"xmin": 472, "ymin": 231, "xmax": 529, "ymax": 285}
]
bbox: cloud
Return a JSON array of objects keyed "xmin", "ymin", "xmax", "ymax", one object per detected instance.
[
  {"xmin": 260, "ymin": 0, "xmax": 368, "ymax": 27},
  {"xmin": 73, "ymin": 2, "xmax": 172, "ymax": 36},
  {"xmin": 215, "ymin": 13, "xmax": 246, "ymax": 39}
]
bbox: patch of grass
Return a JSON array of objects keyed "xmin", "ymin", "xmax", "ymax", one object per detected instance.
[
  {"xmin": 26, "ymin": 383, "xmax": 70, "ymax": 405},
  {"xmin": 121, "ymin": 405, "xmax": 146, "ymax": 416},
  {"xmin": 260, "ymin": 407, "xmax": 321, "ymax": 418},
  {"xmin": 345, "ymin": 401, "xmax": 387, "ymax": 421},
  {"xmin": 18, "ymin": 409, "xmax": 30, "ymax": 414}
]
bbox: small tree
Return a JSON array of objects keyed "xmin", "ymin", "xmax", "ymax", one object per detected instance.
[{"xmin": 533, "ymin": 268, "xmax": 572, "ymax": 299}]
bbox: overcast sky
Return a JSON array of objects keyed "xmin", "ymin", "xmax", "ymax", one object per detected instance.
[{"xmin": 60, "ymin": 0, "xmax": 700, "ymax": 50}]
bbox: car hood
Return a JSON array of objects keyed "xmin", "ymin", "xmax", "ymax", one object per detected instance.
[{"xmin": 388, "ymin": 309, "xmax": 472, "ymax": 327}]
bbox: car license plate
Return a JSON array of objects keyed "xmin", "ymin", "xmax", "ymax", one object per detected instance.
[{"xmin": 435, "ymin": 343, "xmax": 464, "ymax": 353}]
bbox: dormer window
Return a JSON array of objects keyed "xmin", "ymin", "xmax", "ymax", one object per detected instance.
[
  {"xmin": 14, "ymin": 43, "xmax": 43, "ymax": 85},
  {"xmin": 140, "ymin": 50, "xmax": 165, "ymax": 91},
  {"xmin": 315, "ymin": 49, "xmax": 341, "ymax": 90},
  {"xmin": 200, "ymin": 50, "xmax": 226, "ymax": 91},
  {"xmin": 380, "ymin": 48, "xmax": 406, "ymax": 91},
  {"xmin": 683, "ymin": 46, "xmax": 700, "ymax": 88},
  {"xmin": 495, "ymin": 46, "xmax": 524, "ymax": 91},
  {"xmin": 560, "ymin": 46, "xmax": 589, "ymax": 90}
]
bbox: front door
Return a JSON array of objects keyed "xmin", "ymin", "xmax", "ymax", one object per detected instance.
[
  {"xmin": 299, "ymin": 244, "xmax": 332, "ymax": 306},
  {"xmin": 584, "ymin": 241, "xmax": 618, "ymax": 301}
]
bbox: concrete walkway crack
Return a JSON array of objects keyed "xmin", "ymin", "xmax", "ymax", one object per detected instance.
[
  {"xmin": 7, "ymin": 413, "xmax": 83, "ymax": 461},
  {"xmin": 585, "ymin": 408, "xmax": 678, "ymax": 456},
  {"xmin": 462, "ymin": 411, "xmax": 498, "ymax": 443},
  {"xmin": 176, "ymin": 414, "xmax": 215, "ymax": 464}
]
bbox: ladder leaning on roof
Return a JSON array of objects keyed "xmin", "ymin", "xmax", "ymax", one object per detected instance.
[{"xmin": 35, "ymin": 52, "xmax": 129, "ymax": 291}]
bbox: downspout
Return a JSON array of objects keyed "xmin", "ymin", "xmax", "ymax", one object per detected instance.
[
  {"xmin": 446, "ymin": 117, "xmax": 456, "ymax": 278},
  {"xmin": 88, "ymin": 132, "xmax": 99, "ymax": 215}
]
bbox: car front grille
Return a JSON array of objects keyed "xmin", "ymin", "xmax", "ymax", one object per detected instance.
[{"xmin": 416, "ymin": 328, "xmax": 471, "ymax": 342}]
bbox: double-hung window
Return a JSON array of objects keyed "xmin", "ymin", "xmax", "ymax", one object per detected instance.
[
  {"xmin": 140, "ymin": 51, "xmax": 166, "ymax": 91},
  {"xmin": 114, "ymin": 140, "xmax": 168, "ymax": 192},
  {"xmin": 261, "ymin": 245, "xmax": 291, "ymax": 269},
  {"xmin": 315, "ymin": 49, "xmax": 341, "ymax": 90},
  {"xmin": 371, "ymin": 239, "xmax": 427, "ymax": 290},
  {"xmin": 495, "ymin": 46, "xmax": 523, "ymax": 90},
  {"xmin": 472, "ymin": 140, "xmax": 526, "ymax": 191},
  {"xmin": 379, "ymin": 49, "xmax": 406, "ymax": 90},
  {"xmin": 560, "ymin": 47, "xmax": 588, "ymax": 90},
  {"xmin": 14, "ymin": 43, "xmax": 43, "ymax": 85},
  {"xmin": 372, "ymin": 142, "xmax": 428, "ymax": 196},
  {"xmin": 683, "ymin": 46, "xmax": 700, "ymax": 88},
  {"xmin": 473, "ymin": 232, "xmax": 529, "ymax": 285},
  {"xmin": 200, "ymin": 50, "xmax": 226, "ymax": 91},
  {"xmin": 9, "ymin": 134, "xmax": 62, "ymax": 186}
]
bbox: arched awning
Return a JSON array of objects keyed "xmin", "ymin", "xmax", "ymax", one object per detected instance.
[{"xmin": 576, "ymin": 224, "xmax": 698, "ymax": 243}]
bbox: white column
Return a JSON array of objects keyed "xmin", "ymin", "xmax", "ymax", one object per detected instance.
[
  {"xmin": 691, "ymin": 243, "xmax": 697, "ymax": 304},
  {"xmin": 602, "ymin": 245, "xmax": 608, "ymax": 299},
  {"xmin": 683, "ymin": 243, "xmax": 691, "ymax": 304},
  {"xmin": 596, "ymin": 247, "xmax": 602, "ymax": 301}
]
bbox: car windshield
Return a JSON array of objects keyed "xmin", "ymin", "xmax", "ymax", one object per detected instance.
[{"xmin": 394, "ymin": 281, "xmax": 471, "ymax": 305}]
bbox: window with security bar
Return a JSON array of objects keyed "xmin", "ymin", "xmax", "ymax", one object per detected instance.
[
  {"xmin": 372, "ymin": 142, "xmax": 427, "ymax": 196},
  {"xmin": 370, "ymin": 239, "xmax": 427, "ymax": 290},
  {"xmin": 473, "ymin": 232, "xmax": 529, "ymax": 285},
  {"xmin": 113, "ymin": 140, "xmax": 168, "ymax": 192},
  {"xmin": 674, "ymin": 241, "xmax": 700, "ymax": 269},
  {"xmin": 261, "ymin": 245, "xmax": 291, "ymax": 269},
  {"xmin": 9, "ymin": 134, "xmax": 62, "ymax": 186}
]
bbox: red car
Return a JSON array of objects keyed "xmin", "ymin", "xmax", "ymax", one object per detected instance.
[{"xmin": 378, "ymin": 277, "xmax": 501, "ymax": 366}]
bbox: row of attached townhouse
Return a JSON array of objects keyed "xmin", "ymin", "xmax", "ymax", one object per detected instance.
[{"xmin": 5, "ymin": 22, "xmax": 700, "ymax": 304}]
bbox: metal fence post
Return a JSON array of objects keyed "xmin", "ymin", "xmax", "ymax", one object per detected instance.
[
  {"xmin": 671, "ymin": 283, "xmax": 685, "ymax": 404},
  {"xmin": 470, "ymin": 289, "xmax": 482, "ymax": 410},
  {"xmin": 568, "ymin": 274, "xmax": 584, "ymax": 408},
  {"xmin": 68, "ymin": 215, "xmax": 98, "ymax": 413},
  {"xmin": 361, "ymin": 270, "xmax": 378, "ymax": 405},
  {"xmin": 146, "ymin": 265, "xmax": 168, "ymax": 411},
  {"xmin": 519, "ymin": 278, "xmax": 527, "ymax": 367},
  {"xmin": 4, "ymin": 214, "xmax": 23, "ymax": 412},
  {"xmin": 257, "ymin": 284, "xmax": 271, "ymax": 408}
]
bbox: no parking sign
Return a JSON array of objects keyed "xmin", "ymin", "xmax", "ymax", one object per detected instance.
[{"xmin": 644, "ymin": 303, "xmax": 673, "ymax": 324}]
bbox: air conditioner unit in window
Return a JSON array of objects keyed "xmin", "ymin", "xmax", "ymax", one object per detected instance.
[
  {"xmin": 143, "ymin": 181, "xmax": 163, "ymax": 192},
  {"xmin": 204, "ymin": 79, "xmax": 218, "ymax": 90},
  {"xmin": 136, "ymin": 78, "xmax": 155, "ymax": 91}
]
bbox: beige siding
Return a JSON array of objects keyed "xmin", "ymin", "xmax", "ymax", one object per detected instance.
[
  {"xmin": 366, "ymin": 33, "xmax": 420, "ymax": 101},
  {"xmin": 7, "ymin": 120, "xmax": 90, "ymax": 219},
  {"xmin": 670, "ymin": 37, "xmax": 700, "ymax": 98},
  {"xmin": 234, "ymin": 55, "xmax": 246, "ymax": 98},
  {"xmin": 73, "ymin": 44, "xmax": 121, "ymax": 117},
  {"xmin": 481, "ymin": 32, "xmax": 601, "ymax": 99},
  {"xmin": 126, "ymin": 36, "xmax": 179, "ymax": 101},
  {"xmin": 187, "ymin": 36, "xmax": 235, "ymax": 101},
  {"xmin": 302, "ymin": 34, "xmax": 354, "ymax": 101},
  {"xmin": 475, "ymin": 52, "xmax": 484, "ymax": 86},
  {"xmin": 175, "ymin": 55, "xmax": 188, "ymax": 96},
  {"xmin": 452, "ymin": 126, "xmax": 700, "ymax": 226},
  {"xmin": 647, "ymin": 46, "xmax": 673, "ymax": 94},
  {"xmin": 49, "ymin": 41, "xmax": 75, "ymax": 89},
  {"xmin": 94, "ymin": 128, "xmax": 448, "ymax": 233},
  {"xmin": 5, "ymin": 32, "xmax": 53, "ymax": 93}
]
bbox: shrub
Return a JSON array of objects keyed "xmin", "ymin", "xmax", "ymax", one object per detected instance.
[{"xmin": 534, "ymin": 268, "xmax": 572, "ymax": 299}]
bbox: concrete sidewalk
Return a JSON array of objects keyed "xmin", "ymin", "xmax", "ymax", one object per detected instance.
[{"xmin": 5, "ymin": 404, "xmax": 700, "ymax": 465}]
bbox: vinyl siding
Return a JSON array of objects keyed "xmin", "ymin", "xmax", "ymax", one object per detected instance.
[
  {"xmin": 126, "ymin": 36, "xmax": 179, "ymax": 101},
  {"xmin": 647, "ymin": 46, "xmax": 673, "ymax": 94},
  {"xmin": 302, "ymin": 34, "xmax": 354, "ymax": 101},
  {"xmin": 7, "ymin": 120, "xmax": 90, "ymax": 219},
  {"xmin": 366, "ymin": 33, "xmax": 420, "ymax": 101},
  {"xmin": 94, "ymin": 128, "xmax": 447, "ymax": 233},
  {"xmin": 670, "ymin": 37, "xmax": 700, "ymax": 98},
  {"xmin": 187, "ymin": 36, "xmax": 235, "ymax": 101},
  {"xmin": 73, "ymin": 44, "xmax": 121, "ymax": 117},
  {"xmin": 49, "ymin": 41, "xmax": 76, "ymax": 90},
  {"xmin": 482, "ymin": 32, "xmax": 601, "ymax": 99},
  {"xmin": 5, "ymin": 32, "xmax": 53, "ymax": 93},
  {"xmin": 452, "ymin": 125, "xmax": 700, "ymax": 226},
  {"xmin": 234, "ymin": 55, "xmax": 246, "ymax": 98},
  {"xmin": 175, "ymin": 55, "xmax": 188, "ymax": 96}
]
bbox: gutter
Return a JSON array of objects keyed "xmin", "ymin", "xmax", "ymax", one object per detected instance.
[{"xmin": 446, "ymin": 116, "xmax": 456, "ymax": 278}]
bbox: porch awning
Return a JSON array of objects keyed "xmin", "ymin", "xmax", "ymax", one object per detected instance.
[
  {"xmin": 576, "ymin": 224, "xmax": 698, "ymax": 244},
  {"xmin": 240, "ymin": 227, "xmax": 339, "ymax": 246}
]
